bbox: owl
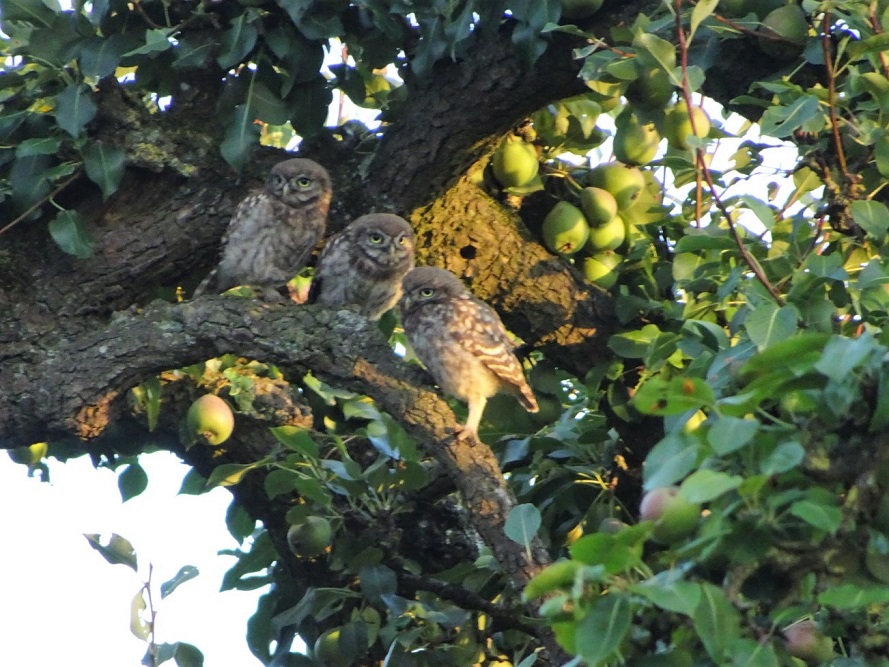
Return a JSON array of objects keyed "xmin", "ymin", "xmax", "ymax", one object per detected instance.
[
  {"xmin": 309, "ymin": 213, "xmax": 415, "ymax": 321},
  {"xmin": 193, "ymin": 158, "xmax": 332, "ymax": 299},
  {"xmin": 400, "ymin": 266, "xmax": 539, "ymax": 442}
]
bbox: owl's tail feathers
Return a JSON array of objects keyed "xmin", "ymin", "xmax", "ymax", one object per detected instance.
[{"xmin": 517, "ymin": 383, "xmax": 539, "ymax": 413}]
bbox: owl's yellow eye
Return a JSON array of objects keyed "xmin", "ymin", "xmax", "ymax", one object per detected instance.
[
  {"xmin": 368, "ymin": 232, "xmax": 384, "ymax": 244},
  {"xmin": 419, "ymin": 287, "xmax": 435, "ymax": 298},
  {"xmin": 397, "ymin": 236, "xmax": 408, "ymax": 246},
  {"xmin": 296, "ymin": 176, "xmax": 312, "ymax": 188}
]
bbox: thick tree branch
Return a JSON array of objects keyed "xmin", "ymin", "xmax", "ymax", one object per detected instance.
[{"xmin": 0, "ymin": 297, "xmax": 550, "ymax": 590}]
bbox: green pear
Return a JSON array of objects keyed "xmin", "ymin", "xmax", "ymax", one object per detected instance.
[
  {"xmin": 626, "ymin": 66, "xmax": 674, "ymax": 109},
  {"xmin": 585, "ymin": 215, "xmax": 626, "ymax": 252},
  {"xmin": 664, "ymin": 101, "xmax": 711, "ymax": 150},
  {"xmin": 287, "ymin": 517, "xmax": 333, "ymax": 558},
  {"xmin": 581, "ymin": 250, "xmax": 622, "ymax": 288},
  {"xmin": 584, "ymin": 78, "xmax": 624, "ymax": 112},
  {"xmin": 492, "ymin": 136, "xmax": 539, "ymax": 187},
  {"xmin": 613, "ymin": 108, "xmax": 661, "ymax": 166},
  {"xmin": 587, "ymin": 162, "xmax": 646, "ymax": 210},
  {"xmin": 758, "ymin": 5, "xmax": 808, "ymax": 60},
  {"xmin": 543, "ymin": 202, "xmax": 590, "ymax": 255},
  {"xmin": 186, "ymin": 394, "xmax": 235, "ymax": 446},
  {"xmin": 579, "ymin": 187, "xmax": 619, "ymax": 227}
]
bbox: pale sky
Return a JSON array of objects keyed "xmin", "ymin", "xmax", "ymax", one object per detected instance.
[{"xmin": 0, "ymin": 452, "xmax": 268, "ymax": 666}]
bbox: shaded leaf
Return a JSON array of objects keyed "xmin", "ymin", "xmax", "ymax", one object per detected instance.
[
  {"xmin": 82, "ymin": 140, "xmax": 125, "ymax": 200},
  {"xmin": 49, "ymin": 210, "xmax": 94, "ymax": 258},
  {"xmin": 220, "ymin": 104, "xmax": 260, "ymax": 172},
  {"xmin": 118, "ymin": 463, "xmax": 149, "ymax": 502},
  {"xmin": 680, "ymin": 469, "xmax": 743, "ymax": 503},
  {"xmin": 54, "ymin": 84, "xmax": 97, "ymax": 138},
  {"xmin": 744, "ymin": 302, "xmax": 799, "ymax": 351},
  {"xmin": 575, "ymin": 593, "xmax": 633, "ymax": 664},
  {"xmin": 851, "ymin": 200, "xmax": 889, "ymax": 239},
  {"xmin": 693, "ymin": 583, "xmax": 741, "ymax": 663},
  {"xmin": 504, "ymin": 503, "xmax": 542, "ymax": 548},
  {"xmin": 160, "ymin": 566, "xmax": 200, "ymax": 599},
  {"xmin": 217, "ymin": 14, "xmax": 258, "ymax": 69}
]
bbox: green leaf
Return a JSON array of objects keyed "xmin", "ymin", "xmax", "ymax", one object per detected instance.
[
  {"xmin": 220, "ymin": 104, "xmax": 260, "ymax": 172},
  {"xmin": 789, "ymin": 499, "xmax": 841, "ymax": 534},
  {"xmin": 693, "ymin": 583, "xmax": 741, "ymax": 663},
  {"xmin": 270, "ymin": 426, "xmax": 319, "ymax": 458},
  {"xmin": 813, "ymin": 334, "xmax": 878, "ymax": 379},
  {"xmin": 248, "ymin": 81, "xmax": 291, "ymax": 126},
  {"xmin": 160, "ymin": 566, "xmax": 200, "ymax": 599},
  {"xmin": 680, "ymin": 469, "xmax": 743, "ymax": 503},
  {"xmin": 264, "ymin": 468, "xmax": 299, "ymax": 499},
  {"xmin": 759, "ymin": 94, "xmax": 821, "ymax": 138},
  {"xmin": 172, "ymin": 642, "xmax": 204, "ymax": 667},
  {"xmin": 575, "ymin": 593, "xmax": 633, "ymax": 665},
  {"xmin": 287, "ymin": 77, "xmax": 332, "ymax": 137},
  {"xmin": 0, "ymin": 0, "xmax": 58, "ymax": 28},
  {"xmin": 206, "ymin": 461, "xmax": 262, "ymax": 488},
  {"xmin": 689, "ymin": 0, "xmax": 718, "ymax": 43},
  {"xmin": 226, "ymin": 500, "xmax": 255, "ymax": 542},
  {"xmin": 118, "ymin": 463, "xmax": 148, "ymax": 502},
  {"xmin": 79, "ymin": 35, "xmax": 127, "ymax": 79},
  {"xmin": 643, "ymin": 432, "xmax": 701, "ymax": 490},
  {"xmin": 84, "ymin": 532, "xmax": 138, "ymax": 571},
  {"xmin": 760, "ymin": 440, "xmax": 804, "ymax": 475},
  {"xmin": 217, "ymin": 14, "xmax": 258, "ymax": 69},
  {"xmin": 178, "ymin": 468, "xmax": 208, "ymax": 495},
  {"xmin": 123, "ymin": 28, "xmax": 173, "ymax": 57},
  {"xmin": 631, "ymin": 572, "xmax": 702, "ymax": 616},
  {"xmin": 608, "ymin": 324, "xmax": 663, "ymax": 358},
  {"xmin": 817, "ymin": 582, "xmax": 889, "ymax": 608},
  {"xmin": 359, "ymin": 564, "xmax": 397, "ymax": 603},
  {"xmin": 851, "ymin": 200, "xmax": 889, "ymax": 239},
  {"xmin": 504, "ymin": 503, "xmax": 541, "ymax": 548},
  {"xmin": 634, "ymin": 33, "xmax": 681, "ymax": 85},
  {"xmin": 132, "ymin": 376, "xmax": 162, "ymax": 432},
  {"xmin": 744, "ymin": 302, "xmax": 799, "ymax": 351},
  {"xmin": 49, "ymin": 210, "xmax": 94, "ymax": 259},
  {"xmin": 15, "ymin": 136, "xmax": 61, "ymax": 158},
  {"xmin": 631, "ymin": 375, "xmax": 715, "ymax": 416},
  {"xmin": 707, "ymin": 416, "xmax": 759, "ymax": 455},
  {"xmin": 54, "ymin": 84, "xmax": 97, "ymax": 138},
  {"xmin": 131, "ymin": 588, "xmax": 150, "ymax": 640},
  {"xmin": 82, "ymin": 140, "xmax": 125, "ymax": 200},
  {"xmin": 569, "ymin": 533, "xmax": 640, "ymax": 574},
  {"xmin": 730, "ymin": 638, "xmax": 780, "ymax": 667}
]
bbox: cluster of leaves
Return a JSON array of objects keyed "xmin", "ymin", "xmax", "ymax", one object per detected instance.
[
  {"xmin": 505, "ymin": 0, "xmax": 889, "ymax": 664},
  {"xmin": 0, "ymin": 0, "xmax": 569, "ymax": 257}
]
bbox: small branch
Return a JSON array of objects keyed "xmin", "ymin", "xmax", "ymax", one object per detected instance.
[
  {"xmin": 821, "ymin": 12, "xmax": 851, "ymax": 181},
  {"xmin": 0, "ymin": 170, "xmax": 81, "ymax": 237},
  {"xmin": 868, "ymin": 5, "xmax": 889, "ymax": 81}
]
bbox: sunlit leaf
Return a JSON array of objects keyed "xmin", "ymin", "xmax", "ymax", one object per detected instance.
[{"xmin": 84, "ymin": 532, "xmax": 138, "ymax": 571}]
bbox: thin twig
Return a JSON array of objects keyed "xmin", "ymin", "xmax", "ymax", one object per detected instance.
[
  {"xmin": 822, "ymin": 12, "xmax": 851, "ymax": 181},
  {"xmin": 869, "ymin": 5, "xmax": 889, "ymax": 81},
  {"xmin": 675, "ymin": 0, "xmax": 784, "ymax": 305},
  {"xmin": 0, "ymin": 170, "xmax": 81, "ymax": 237}
]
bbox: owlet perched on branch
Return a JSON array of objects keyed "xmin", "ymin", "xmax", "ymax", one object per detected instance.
[
  {"xmin": 400, "ymin": 266, "xmax": 539, "ymax": 442},
  {"xmin": 309, "ymin": 213, "xmax": 416, "ymax": 321},
  {"xmin": 193, "ymin": 158, "xmax": 332, "ymax": 299}
]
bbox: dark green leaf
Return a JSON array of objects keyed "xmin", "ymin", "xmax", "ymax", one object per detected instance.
[
  {"xmin": 123, "ymin": 28, "xmax": 174, "ymax": 57},
  {"xmin": 15, "ymin": 136, "xmax": 61, "ymax": 157},
  {"xmin": 744, "ymin": 302, "xmax": 799, "ymax": 351},
  {"xmin": 217, "ymin": 14, "xmax": 258, "ymax": 69},
  {"xmin": 693, "ymin": 583, "xmax": 741, "ymax": 663},
  {"xmin": 118, "ymin": 463, "xmax": 148, "ymax": 502},
  {"xmin": 851, "ymin": 200, "xmax": 889, "ymax": 239},
  {"xmin": 504, "ymin": 503, "xmax": 541, "ymax": 548},
  {"xmin": 759, "ymin": 94, "xmax": 821, "ymax": 138},
  {"xmin": 160, "ymin": 566, "xmax": 200, "ymax": 599},
  {"xmin": 643, "ymin": 432, "xmax": 701, "ymax": 489},
  {"xmin": 680, "ymin": 469, "xmax": 742, "ymax": 503},
  {"xmin": 79, "ymin": 35, "xmax": 127, "ymax": 79},
  {"xmin": 287, "ymin": 77, "xmax": 332, "ymax": 137},
  {"xmin": 49, "ymin": 210, "xmax": 94, "ymax": 259},
  {"xmin": 172, "ymin": 642, "xmax": 204, "ymax": 667},
  {"xmin": 178, "ymin": 468, "xmax": 208, "ymax": 495},
  {"xmin": 226, "ymin": 500, "xmax": 255, "ymax": 542},
  {"xmin": 359, "ymin": 564, "xmax": 397, "ymax": 603},
  {"xmin": 0, "ymin": 0, "xmax": 58, "ymax": 27},
  {"xmin": 789, "ymin": 499, "xmax": 841, "ymax": 534},
  {"xmin": 270, "ymin": 426, "xmax": 319, "ymax": 457},
  {"xmin": 759, "ymin": 440, "xmax": 804, "ymax": 475},
  {"xmin": 220, "ymin": 104, "xmax": 260, "ymax": 172},
  {"xmin": 575, "ymin": 593, "xmax": 633, "ymax": 664},
  {"xmin": 54, "ymin": 84, "xmax": 97, "ymax": 138},
  {"xmin": 82, "ymin": 140, "xmax": 125, "ymax": 200}
]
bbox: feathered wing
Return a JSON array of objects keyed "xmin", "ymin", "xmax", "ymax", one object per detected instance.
[
  {"xmin": 307, "ymin": 232, "xmax": 344, "ymax": 304},
  {"xmin": 452, "ymin": 298, "xmax": 539, "ymax": 412}
]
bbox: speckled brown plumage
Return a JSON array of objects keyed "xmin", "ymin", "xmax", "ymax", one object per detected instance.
[
  {"xmin": 193, "ymin": 158, "xmax": 332, "ymax": 299},
  {"xmin": 310, "ymin": 213, "xmax": 415, "ymax": 321},
  {"xmin": 400, "ymin": 266, "xmax": 538, "ymax": 441}
]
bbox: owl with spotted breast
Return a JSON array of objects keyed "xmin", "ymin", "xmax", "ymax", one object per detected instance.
[
  {"xmin": 309, "ymin": 213, "xmax": 415, "ymax": 321},
  {"xmin": 193, "ymin": 158, "xmax": 332, "ymax": 299},
  {"xmin": 400, "ymin": 266, "xmax": 538, "ymax": 442}
]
